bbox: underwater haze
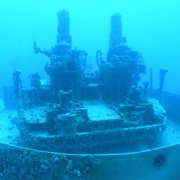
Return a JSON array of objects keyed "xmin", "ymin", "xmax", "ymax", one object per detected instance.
[{"xmin": 0, "ymin": 0, "xmax": 180, "ymax": 95}]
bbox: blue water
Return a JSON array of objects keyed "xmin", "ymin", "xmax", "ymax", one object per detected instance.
[{"xmin": 0, "ymin": 0, "xmax": 179, "ymax": 94}]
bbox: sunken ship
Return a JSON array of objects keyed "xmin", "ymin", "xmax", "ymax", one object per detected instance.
[{"xmin": 11, "ymin": 10, "xmax": 167, "ymax": 153}]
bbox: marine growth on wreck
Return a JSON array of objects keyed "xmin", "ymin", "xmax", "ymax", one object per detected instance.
[{"xmin": 11, "ymin": 10, "xmax": 166, "ymax": 153}]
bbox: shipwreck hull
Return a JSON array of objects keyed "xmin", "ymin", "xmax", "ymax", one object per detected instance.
[
  {"xmin": 23, "ymin": 122, "xmax": 166, "ymax": 153},
  {"xmin": 16, "ymin": 97, "xmax": 167, "ymax": 153}
]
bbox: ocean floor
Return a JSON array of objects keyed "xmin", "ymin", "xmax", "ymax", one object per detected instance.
[{"xmin": 0, "ymin": 99, "xmax": 180, "ymax": 153}]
